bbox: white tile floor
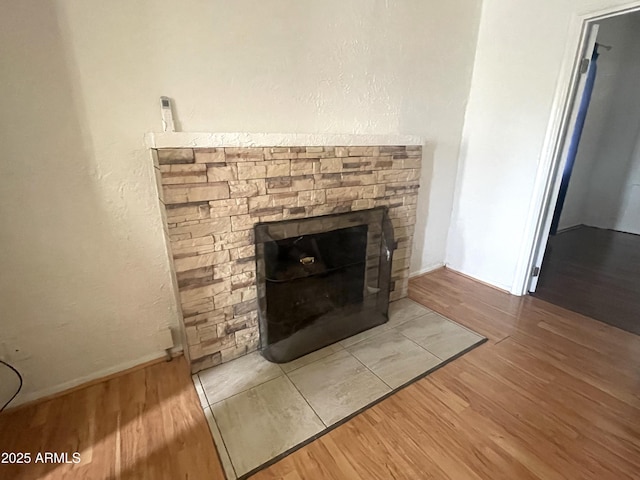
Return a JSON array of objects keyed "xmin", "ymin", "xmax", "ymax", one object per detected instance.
[{"xmin": 194, "ymin": 298, "xmax": 485, "ymax": 479}]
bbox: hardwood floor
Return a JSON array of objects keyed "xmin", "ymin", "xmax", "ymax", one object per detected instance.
[
  {"xmin": 253, "ymin": 269, "xmax": 640, "ymax": 480},
  {"xmin": 533, "ymin": 226, "xmax": 640, "ymax": 335},
  {"xmin": 1, "ymin": 268, "xmax": 639, "ymax": 479},
  {"xmin": 0, "ymin": 356, "xmax": 223, "ymax": 480}
]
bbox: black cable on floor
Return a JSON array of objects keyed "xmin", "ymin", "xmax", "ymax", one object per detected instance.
[{"xmin": 0, "ymin": 359, "xmax": 22, "ymax": 412}]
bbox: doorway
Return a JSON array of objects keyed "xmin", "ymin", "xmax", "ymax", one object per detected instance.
[{"xmin": 527, "ymin": 9, "xmax": 640, "ymax": 334}]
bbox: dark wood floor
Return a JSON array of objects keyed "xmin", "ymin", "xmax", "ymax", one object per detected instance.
[
  {"xmin": 1, "ymin": 268, "xmax": 639, "ymax": 479},
  {"xmin": 533, "ymin": 226, "xmax": 640, "ymax": 335}
]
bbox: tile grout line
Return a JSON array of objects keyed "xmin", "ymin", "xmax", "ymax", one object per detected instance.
[
  {"xmin": 338, "ymin": 308, "xmax": 440, "ymax": 377},
  {"xmin": 207, "ymin": 407, "xmax": 239, "ymax": 480},
  {"xmin": 283, "ymin": 371, "xmax": 329, "ymax": 428},
  {"xmin": 195, "ymin": 373, "xmax": 213, "ymax": 408},
  {"xmin": 202, "ymin": 364, "xmax": 286, "ymax": 406},
  {"xmin": 339, "ymin": 328, "xmax": 388, "ymax": 349},
  {"xmin": 388, "ymin": 308, "xmax": 450, "ymax": 360},
  {"xmin": 344, "ymin": 347, "xmax": 396, "ymax": 392},
  {"xmin": 199, "ymin": 363, "xmax": 285, "ymax": 479},
  {"xmin": 346, "ymin": 312, "xmax": 451, "ymax": 389},
  {"xmin": 340, "ymin": 311, "xmax": 428, "ymax": 349},
  {"xmin": 390, "ymin": 325, "xmax": 448, "ymax": 363},
  {"xmin": 282, "ymin": 315, "xmax": 439, "ymax": 422},
  {"xmin": 207, "ymin": 373, "xmax": 282, "ymax": 406},
  {"xmin": 279, "ymin": 346, "xmax": 344, "ymax": 375},
  {"xmin": 443, "ymin": 317, "xmax": 486, "ymax": 338},
  {"xmin": 427, "ymin": 309, "xmax": 487, "ymax": 338},
  {"xmin": 197, "ymin": 374, "xmax": 238, "ymax": 480},
  {"xmin": 392, "ymin": 308, "xmax": 485, "ymax": 361}
]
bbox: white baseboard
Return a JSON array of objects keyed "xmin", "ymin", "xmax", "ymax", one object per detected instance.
[
  {"xmin": 409, "ymin": 262, "xmax": 444, "ymax": 278},
  {"xmin": 12, "ymin": 348, "xmax": 183, "ymax": 407},
  {"xmin": 445, "ymin": 265, "xmax": 512, "ymax": 294}
]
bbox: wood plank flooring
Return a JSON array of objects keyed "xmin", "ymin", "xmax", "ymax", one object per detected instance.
[
  {"xmin": 0, "ymin": 356, "xmax": 223, "ymax": 480},
  {"xmin": 253, "ymin": 269, "xmax": 640, "ymax": 480},
  {"xmin": 533, "ymin": 226, "xmax": 640, "ymax": 335},
  {"xmin": 1, "ymin": 268, "xmax": 639, "ymax": 479}
]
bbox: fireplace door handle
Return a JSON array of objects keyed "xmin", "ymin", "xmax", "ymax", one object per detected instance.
[{"xmin": 300, "ymin": 256, "xmax": 315, "ymax": 265}]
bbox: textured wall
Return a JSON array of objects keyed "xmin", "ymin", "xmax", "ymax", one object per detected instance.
[
  {"xmin": 0, "ymin": 0, "xmax": 481, "ymax": 404},
  {"xmin": 0, "ymin": 1, "xmax": 180, "ymax": 405},
  {"xmin": 156, "ymin": 146, "xmax": 421, "ymax": 372},
  {"xmin": 56, "ymin": 0, "xmax": 481, "ymax": 276}
]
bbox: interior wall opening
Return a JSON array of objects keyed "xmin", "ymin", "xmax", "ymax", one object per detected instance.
[{"xmin": 530, "ymin": 9, "xmax": 640, "ymax": 335}]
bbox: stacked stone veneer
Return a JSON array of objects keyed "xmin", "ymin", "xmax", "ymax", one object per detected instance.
[{"xmin": 153, "ymin": 145, "xmax": 421, "ymax": 372}]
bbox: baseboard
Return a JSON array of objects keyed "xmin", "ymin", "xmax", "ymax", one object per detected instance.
[
  {"xmin": 4, "ymin": 350, "xmax": 184, "ymax": 413},
  {"xmin": 556, "ymin": 224, "xmax": 640, "ymax": 237},
  {"xmin": 601, "ymin": 226, "xmax": 640, "ymax": 237},
  {"xmin": 555, "ymin": 223, "xmax": 584, "ymax": 234},
  {"xmin": 443, "ymin": 266, "xmax": 511, "ymax": 294},
  {"xmin": 409, "ymin": 262, "xmax": 445, "ymax": 278}
]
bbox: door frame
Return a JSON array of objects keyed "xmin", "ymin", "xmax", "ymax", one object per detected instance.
[
  {"xmin": 528, "ymin": 22, "xmax": 600, "ymax": 293},
  {"xmin": 512, "ymin": 1, "xmax": 640, "ymax": 296}
]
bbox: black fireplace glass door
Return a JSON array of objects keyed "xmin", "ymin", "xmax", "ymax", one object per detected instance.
[{"xmin": 254, "ymin": 207, "xmax": 394, "ymax": 363}]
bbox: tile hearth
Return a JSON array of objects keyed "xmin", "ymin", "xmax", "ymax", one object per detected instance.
[{"xmin": 193, "ymin": 298, "xmax": 486, "ymax": 479}]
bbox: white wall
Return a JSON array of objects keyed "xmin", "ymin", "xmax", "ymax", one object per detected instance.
[
  {"xmin": 559, "ymin": 12, "xmax": 640, "ymax": 234},
  {"xmin": 0, "ymin": 362, "xmax": 20, "ymax": 409},
  {"xmin": 618, "ymin": 133, "xmax": 640, "ymax": 233},
  {"xmin": 0, "ymin": 0, "xmax": 181, "ymax": 406},
  {"xmin": 55, "ymin": 0, "xmax": 482, "ymax": 278},
  {"xmin": 446, "ymin": 0, "xmax": 640, "ymax": 292},
  {"xmin": 0, "ymin": 0, "xmax": 481, "ymax": 404}
]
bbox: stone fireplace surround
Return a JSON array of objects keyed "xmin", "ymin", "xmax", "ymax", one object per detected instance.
[{"xmin": 150, "ymin": 133, "xmax": 422, "ymax": 373}]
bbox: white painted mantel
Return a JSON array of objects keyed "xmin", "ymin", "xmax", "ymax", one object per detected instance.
[{"xmin": 144, "ymin": 132, "xmax": 424, "ymax": 149}]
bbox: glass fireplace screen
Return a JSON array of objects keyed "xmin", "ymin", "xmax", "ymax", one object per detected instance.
[{"xmin": 254, "ymin": 207, "xmax": 395, "ymax": 363}]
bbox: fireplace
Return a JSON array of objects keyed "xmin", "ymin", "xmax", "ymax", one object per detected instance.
[
  {"xmin": 255, "ymin": 208, "xmax": 394, "ymax": 362},
  {"xmin": 149, "ymin": 140, "xmax": 422, "ymax": 373}
]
